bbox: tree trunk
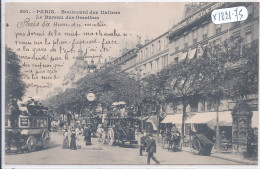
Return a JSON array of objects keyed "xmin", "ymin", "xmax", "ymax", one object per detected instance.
[
  {"xmin": 215, "ymin": 103, "xmax": 220, "ymax": 152},
  {"xmin": 181, "ymin": 100, "xmax": 187, "ymax": 143}
]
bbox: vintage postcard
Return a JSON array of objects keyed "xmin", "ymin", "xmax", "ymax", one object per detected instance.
[{"xmin": 2, "ymin": 1, "xmax": 259, "ymax": 168}]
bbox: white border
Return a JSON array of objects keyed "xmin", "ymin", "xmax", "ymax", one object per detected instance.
[{"xmin": 1, "ymin": 0, "xmax": 260, "ymax": 169}]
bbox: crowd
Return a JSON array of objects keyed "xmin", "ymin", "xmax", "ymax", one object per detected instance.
[
  {"xmin": 62, "ymin": 125, "xmax": 92, "ymax": 150},
  {"xmin": 60, "ymin": 122, "xmax": 161, "ymax": 165}
]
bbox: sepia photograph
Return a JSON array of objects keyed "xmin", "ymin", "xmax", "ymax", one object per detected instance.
[{"xmin": 1, "ymin": 1, "xmax": 259, "ymax": 168}]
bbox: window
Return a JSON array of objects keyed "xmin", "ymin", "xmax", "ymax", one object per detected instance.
[
  {"xmin": 152, "ymin": 44, "xmax": 155, "ymax": 54},
  {"xmin": 233, "ymin": 22, "xmax": 240, "ymax": 27},
  {"xmin": 203, "ymin": 34, "xmax": 208, "ymax": 40},
  {"xmin": 158, "ymin": 40, "xmax": 161, "ymax": 51},
  {"xmin": 139, "ymin": 51, "xmax": 143, "ymax": 60},
  {"xmin": 184, "ymin": 34, "xmax": 188, "ymax": 45},
  {"xmin": 165, "ymin": 37, "xmax": 168, "ymax": 48},
  {"xmin": 207, "ymin": 101, "xmax": 215, "ymax": 111},
  {"xmin": 245, "ymin": 32, "xmax": 253, "ymax": 45},
  {"xmin": 193, "ymin": 29, "xmax": 198, "ymax": 45},
  {"xmin": 193, "ymin": 29, "xmax": 198, "ymax": 39},
  {"xmin": 201, "ymin": 24, "xmax": 208, "ymax": 40},
  {"xmin": 175, "ymin": 47, "xmax": 179, "ymax": 52},
  {"xmin": 174, "ymin": 57, "xmax": 179, "ymax": 63},
  {"xmin": 162, "ymin": 55, "xmax": 168, "ymax": 68},
  {"xmin": 190, "ymin": 100, "xmax": 198, "ymax": 112},
  {"xmin": 184, "ymin": 43, "xmax": 189, "ymax": 48},
  {"xmin": 200, "ymin": 100, "xmax": 206, "ymax": 112},
  {"xmin": 146, "ymin": 47, "xmax": 149, "ymax": 57},
  {"xmin": 193, "ymin": 39, "xmax": 198, "ymax": 45},
  {"xmin": 216, "ymin": 24, "xmax": 222, "ymax": 34}
]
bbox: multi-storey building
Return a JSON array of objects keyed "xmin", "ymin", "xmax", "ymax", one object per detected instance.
[
  {"xmin": 167, "ymin": 2, "xmax": 259, "ymax": 115},
  {"xmin": 103, "ymin": 2, "xmax": 258, "ymax": 122}
]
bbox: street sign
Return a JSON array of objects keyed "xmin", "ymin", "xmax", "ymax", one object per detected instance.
[{"xmin": 86, "ymin": 92, "xmax": 96, "ymax": 102}]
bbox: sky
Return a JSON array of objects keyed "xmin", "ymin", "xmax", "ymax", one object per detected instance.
[{"xmin": 4, "ymin": 2, "xmax": 186, "ymax": 100}]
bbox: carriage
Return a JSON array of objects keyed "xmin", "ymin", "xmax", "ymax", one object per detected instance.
[
  {"xmin": 161, "ymin": 127, "xmax": 182, "ymax": 151},
  {"xmin": 99, "ymin": 116, "xmax": 140, "ymax": 146},
  {"xmin": 5, "ymin": 98, "xmax": 50, "ymax": 153}
]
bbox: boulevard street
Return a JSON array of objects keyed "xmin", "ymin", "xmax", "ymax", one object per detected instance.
[{"xmin": 5, "ymin": 131, "xmax": 241, "ymax": 165}]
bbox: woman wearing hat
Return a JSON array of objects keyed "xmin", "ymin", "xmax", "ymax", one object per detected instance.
[
  {"xmin": 70, "ymin": 129, "xmax": 77, "ymax": 150},
  {"xmin": 62, "ymin": 129, "xmax": 69, "ymax": 149}
]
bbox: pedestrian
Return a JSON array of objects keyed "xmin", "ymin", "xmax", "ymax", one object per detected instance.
[
  {"xmin": 146, "ymin": 134, "xmax": 160, "ymax": 165},
  {"xmin": 62, "ymin": 129, "xmax": 69, "ymax": 149},
  {"xmin": 70, "ymin": 129, "xmax": 77, "ymax": 150},
  {"xmin": 83, "ymin": 125, "xmax": 92, "ymax": 146},
  {"xmin": 139, "ymin": 131, "xmax": 147, "ymax": 156},
  {"xmin": 75, "ymin": 126, "xmax": 81, "ymax": 141}
]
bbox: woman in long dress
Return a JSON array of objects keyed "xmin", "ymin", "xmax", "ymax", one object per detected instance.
[
  {"xmin": 70, "ymin": 129, "xmax": 77, "ymax": 150},
  {"xmin": 62, "ymin": 129, "xmax": 69, "ymax": 149}
]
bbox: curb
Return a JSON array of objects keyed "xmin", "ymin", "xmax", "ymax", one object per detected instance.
[
  {"xmin": 181, "ymin": 147, "xmax": 257, "ymax": 165},
  {"xmin": 209, "ymin": 153, "xmax": 257, "ymax": 165}
]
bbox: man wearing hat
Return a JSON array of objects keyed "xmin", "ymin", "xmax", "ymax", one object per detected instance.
[
  {"xmin": 139, "ymin": 131, "xmax": 147, "ymax": 156},
  {"xmin": 83, "ymin": 125, "xmax": 92, "ymax": 146},
  {"xmin": 146, "ymin": 134, "xmax": 160, "ymax": 165}
]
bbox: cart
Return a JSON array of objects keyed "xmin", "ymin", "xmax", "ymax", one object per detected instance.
[{"xmin": 189, "ymin": 134, "xmax": 213, "ymax": 156}]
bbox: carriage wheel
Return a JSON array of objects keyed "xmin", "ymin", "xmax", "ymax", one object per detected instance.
[
  {"xmin": 42, "ymin": 132, "xmax": 50, "ymax": 149},
  {"xmin": 190, "ymin": 139, "xmax": 200, "ymax": 155},
  {"xmin": 27, "ymin": 136, "xmax": 37, "ymax": 152},
  {"xmin": 107, "ymin": 128, "xmax": 114, "ymax": 146}
]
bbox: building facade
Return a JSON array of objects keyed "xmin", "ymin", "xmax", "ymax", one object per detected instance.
[{"xmin": 104, "ymin": 2, "xmax": 258, "ymax": 117}]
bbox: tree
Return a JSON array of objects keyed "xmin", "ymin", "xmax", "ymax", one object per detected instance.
[
  {"xmin": 5, "ymin": 46, "xmax": 27, "ymax": 127},
  {"xmin": 45, "ymin": 66, "xmax": 141, "ymax": 121},
  {"xmin": 199, "ymin": 36, "xmax": 258, "ymax": 150},
  {"xmin": 165, "ymin": 58, "xmax": 206, "ymax": 141}
]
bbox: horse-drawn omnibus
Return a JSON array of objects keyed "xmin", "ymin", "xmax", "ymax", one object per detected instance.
[
  {"xmin": 97, "ymin": 102, "xmax": 140, "ymax": 146},
  {"xmin": 5, "ymin": 98, "xmax": 50, "ymax": 153}
]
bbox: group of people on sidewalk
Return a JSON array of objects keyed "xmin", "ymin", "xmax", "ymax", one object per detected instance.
[
  {"xmin": 139, "ymin": 131, "xmax": 160, "ymax": 165},
  {"xmin": 62, "ymin": 125, "xmax": 92, "ymax": 150}
]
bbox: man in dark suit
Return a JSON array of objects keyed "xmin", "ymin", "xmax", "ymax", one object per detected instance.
[
  {"xmin": 139, "ymin": 131, "xmax": 147, "ymax": 156},
  {"xmin": 83, "ymin": 125, "xmax": 92, "ymax": 146},
  {"xmin": 146, "ymin": 134, "xmax": 160, "ymax": 165}
]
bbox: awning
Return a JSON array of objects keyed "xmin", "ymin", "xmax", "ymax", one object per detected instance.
[
  {"xmin": 161, "ymin": 114, "xmax": 183, "ymax": 124},
  {"xmin": 252, "ymin": 111, "xmax": 258, "ymax": 128},
  {"xmin": 146, "ymin": 115, "xmax": 158, "ymax": 130},
  {"xmin": 186, "ymin": 112, "xmax": 217, "ymax": 124},
  {"xmin": 184, "ymin": 111, "xmax": 258, "ymax": 129},
  {"xmin": 188, "ymin": 49, "xmax": 197, "ymax": 59},
  {"xmin": 179, "ymin": 52, "xmax": 187, "ymax": 61},
  {"xmin": 207, "ymin": 111, "xmax": 232, "ymax": 129}
]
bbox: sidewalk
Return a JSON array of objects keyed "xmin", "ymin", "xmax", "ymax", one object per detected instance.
[{"xmin": 182, "ymin": 146, "xmax": 258, "ymax": 165}]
